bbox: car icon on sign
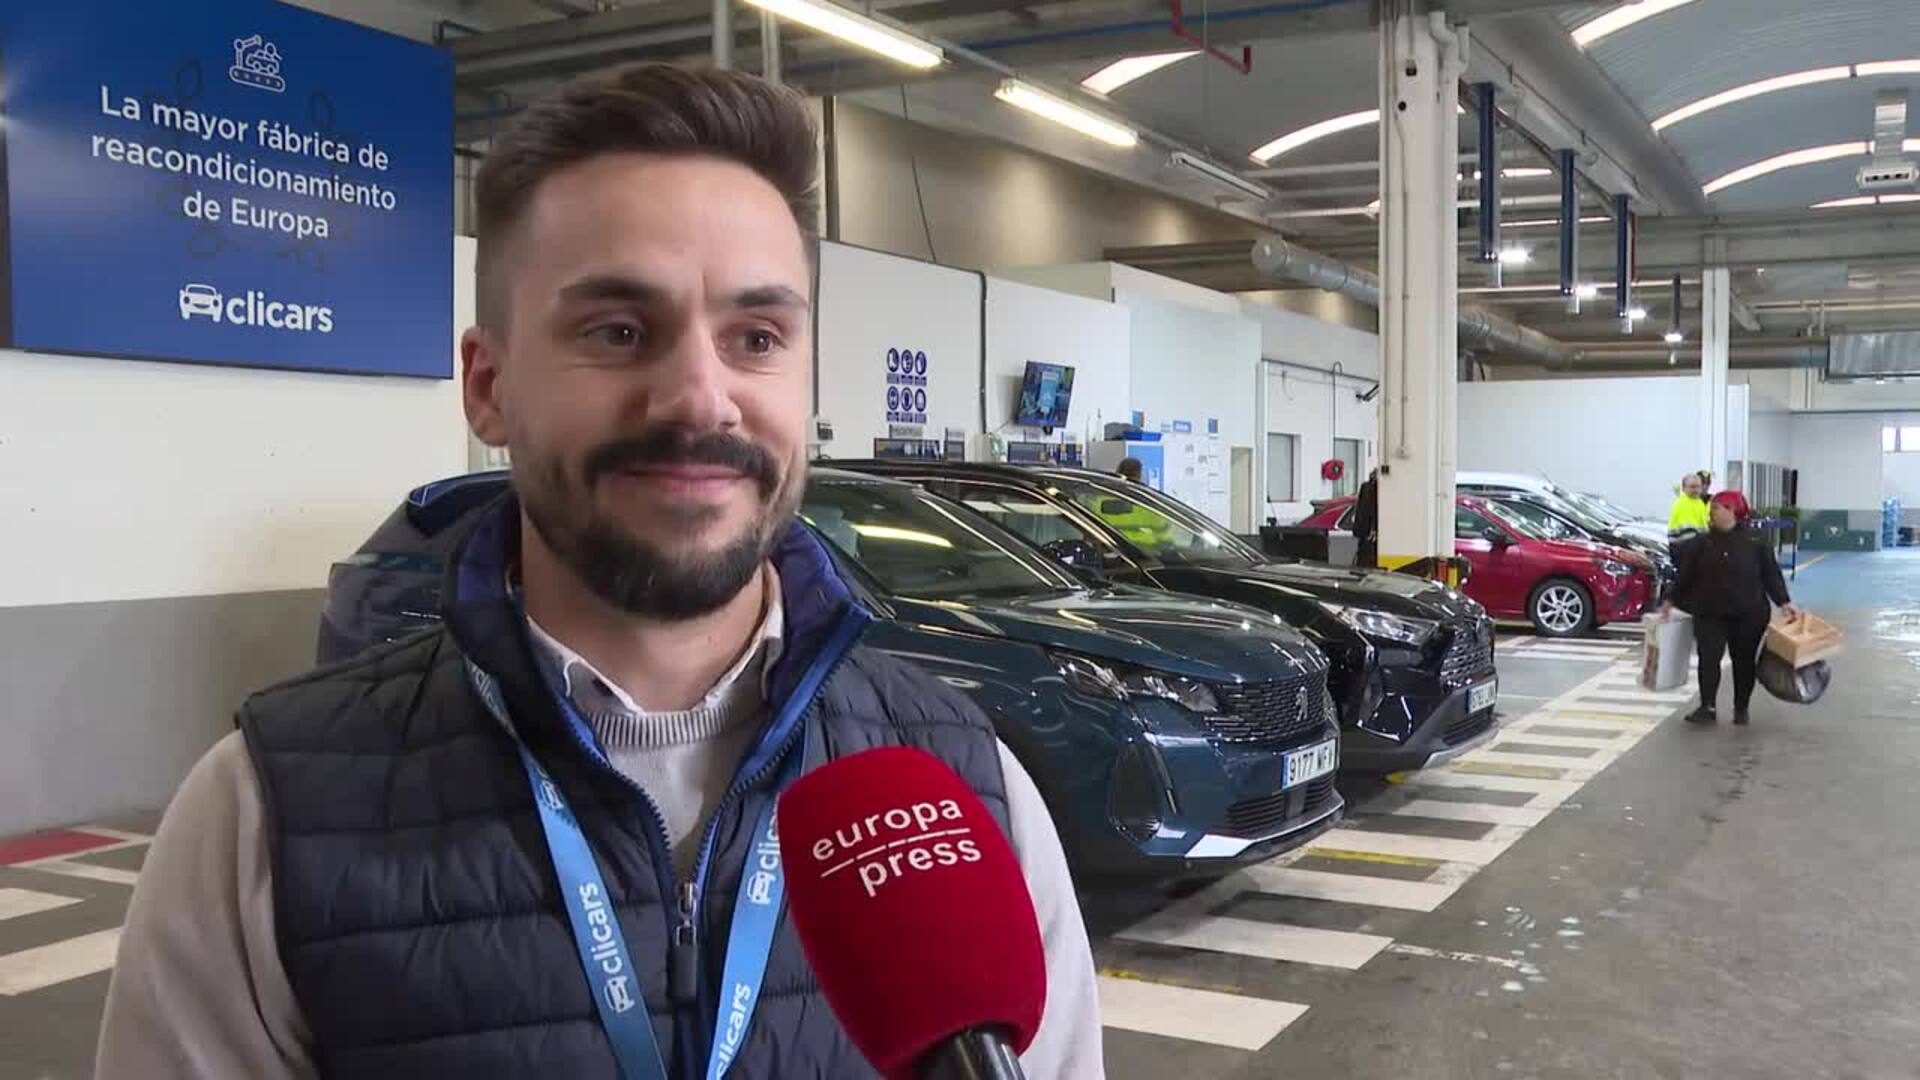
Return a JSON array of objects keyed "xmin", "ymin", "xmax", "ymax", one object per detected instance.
[{"xmin": 179, "ymin": 284, "xmax": 223, "ymax": 322}]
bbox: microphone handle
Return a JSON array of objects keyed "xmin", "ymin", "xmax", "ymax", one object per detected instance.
[{"xmin": 917, "ymin": 1027, "xmax": 1026, "ymax": 1080}]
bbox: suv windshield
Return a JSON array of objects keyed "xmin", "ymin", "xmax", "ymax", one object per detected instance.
[
  {"xmin": 1040, "ymin": 473, "xmax": 1261, "ymax": 567},
  {"xmin": 801, "ymin": 479, "xmax": 1079, "ymax": 600}
]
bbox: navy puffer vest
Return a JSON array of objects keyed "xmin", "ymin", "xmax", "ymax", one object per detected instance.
[{"xmin": 240, "ymin": 500, "xmax": 1010, "ymax": 1078}]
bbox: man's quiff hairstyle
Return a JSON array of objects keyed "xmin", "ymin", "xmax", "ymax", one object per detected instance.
[{"xmin": 473, "ymin": 63, "xmax": 819, "ymax": 329}]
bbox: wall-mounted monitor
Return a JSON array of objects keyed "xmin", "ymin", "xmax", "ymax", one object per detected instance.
[{"xmin": 1014, "ymin": 361, "xmax": 1075, "ymax": 428}]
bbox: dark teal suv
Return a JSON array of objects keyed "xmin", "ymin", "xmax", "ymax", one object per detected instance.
[{"xmin": 318, "ymin": 469, "xmax": 1343, "ymax": 881}]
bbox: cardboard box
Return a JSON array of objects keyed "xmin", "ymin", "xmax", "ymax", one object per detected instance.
[{"xmin": 1764, "ymin": 611, "xmax": 1843, "ymax": 667}]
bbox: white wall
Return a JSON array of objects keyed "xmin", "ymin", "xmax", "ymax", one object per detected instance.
[
  {"xmin": 1884, "ymin": 449, "xmax": 1920, "ymax": 510},
  {"xmin": 1262, "ymin": 363, "xmax": 1379, "ymax": 524},
  {"xmin": 815, "ymin": 242, "xmax": 983, "ymax": 457},
  {"xmin": 1791, "ymin": 413, "xmax": 1887, "ymax": 510},
  {"xmin": 983, "ymin": 278, "xmax": 1130, "ymax": 446},
  {"xmin": 1119, "ymin": 292, "xmax": 1261, "ymax": 529},
  {"xmin": 0, "ymin": 239, "xmax": 474, "ymax": 608},
  {"xmin": 1457, "ymin": 376, "xmax": 1703, "ymax": 519},
  {"xmin": 1749, "ymin": 406, "xmax": 1793, "ymax": 469},
  {"xmin": 1242, "ymin": 298, "xmax": 1382, "ymax": 381}
]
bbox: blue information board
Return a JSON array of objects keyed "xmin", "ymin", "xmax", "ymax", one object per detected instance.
[{"xmin": 0, "ymin": 0, "xmax": 453, "ymax": 377}]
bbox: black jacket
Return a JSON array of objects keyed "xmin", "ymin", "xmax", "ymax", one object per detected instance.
[{"xmin": 1672, "ymin": 527, "xmax": 1790, "ymax": 622}]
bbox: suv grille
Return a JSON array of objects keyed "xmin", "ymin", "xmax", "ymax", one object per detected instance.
[
  {"xmin": 1439, "ymin": 619, "xmax": 1496, "ymax": 686},
  {"xmin": 1205, "ymin": 677, "xmax": 1333, "ymax": 750},
  {"xmin": 1223, "ymin": 776, "xmax": 1340, "ymax": 838}
]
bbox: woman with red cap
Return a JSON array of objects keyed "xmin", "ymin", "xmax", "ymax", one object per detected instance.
[{"xmin": 1663, "ymin": 490, "xmax": 1802, "ymax": 725}]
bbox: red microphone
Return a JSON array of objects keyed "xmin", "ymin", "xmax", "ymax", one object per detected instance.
[{"xmin": 777, "ymin": 746, "xmax": 1046, "ymax": 1080}]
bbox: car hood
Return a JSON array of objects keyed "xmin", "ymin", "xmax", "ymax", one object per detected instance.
[
  {"xmin": 888, "ymin": 586, "xmax": 1325, "ymax": 686},
  {"xmin": 1175, "ymin": 561, "xmax": 1484, "ymax": 622},
  {"xmin": 1532, "ymin": 537, "xmax": 1647, "ymax": 565}
]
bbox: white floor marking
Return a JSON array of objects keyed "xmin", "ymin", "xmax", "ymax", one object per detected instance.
[
  {"xmin": 1383, "ymin": 943, "xmax": 1530, "ymax": 969},
  {"xmin": 1468, "ymin": 749, "xmax": 1618, "ymax": 772},
  {"xmin": 1488, "ymin": 731, "xmax": 1630, "ymax": 750},
  {"xmin": 10, "ymin": 838, "xmax": 148, "ymax": 870},
  {"xmin": 0, "ymin": 927, "xmax": 121, "ymax": 995},
  {"xmin": 1397, "ymin": 771, "xmax": 1585, "ymax": 803},
  {"xmin": 1508, "ymin": 715, "xmax": 1639, "ymax": 734},
  {"xmin": 1236, "ymin": 863, "xmax": 1478, "ymax": 913},
  {"xmin": 1097, "ymin": 975, "xmax": 1309, "ymax": 1051},
  {"xmin": 1311, "ymin": 826, "xmax": 1526, "ymax": 866},
  {"xmin": 26, "ymin": 862, "xmax": 139, "ymax": 887},
  {"xmin": 1120, "ymin": 913, "xmax": 1394, "ymax": 970},
  {"xmin": 74, "ymin": 826, "xmax": 153, "ymax": 844},
  {"xmin": 1390, "ymin": 799, "xmax": 1552, "ymax": 828},
  {"xmin": 1508, "ymin": 649, "xmax": 1627, "ymax": 663},
  {"xmin": 1515, "ymin": 641, "xmax": 1634, "ymax": 653},
  {"xmin": 0, "ymin": 888, "xmax": 80, "ymax": 923},
  {"xmin": 1578, "ymin": 687, "xmax": 1694, "ymax": 704},
  {"xmin": 1549, "ymin": 701, "xmax": 1678, "ymax": 717}
]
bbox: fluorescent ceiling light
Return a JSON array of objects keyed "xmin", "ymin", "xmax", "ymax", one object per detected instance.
[
  {"xmin": 1461, "ymin": 168, "xmax": 1557, "ymax": 181},
  {"xmin": 1627, "ymin": 306, "xmax": 1650, "ymax": 321},
  {"xmin": 1497, "ymin": 246, "xmax": 1533, "ymax": 266},
  {"xmin": 1703, "ymin": 141, "xmax": 1866, "ymax": 195},
  {"xmin": 1576, "ymin": 283, "xmax": 1601, "ymax": 300},
  {"xmin": 1169, "ymin": 150, "xmax": 1270, "ymax": 200},
  {"xmin": 849, "ymin": 523, "xmax": 952, "ymax": 548},
  {"xmin": 994, "ymin": 80, "xmax": 1137, "ymax": 148},
  {"xmin": 1857, "ymin": 59, "xmax": 1920, "ymax": 77},
  {"xmin": 1664, "ymin": 329, "xmax": 1685, "ymax": 344},
  {"xmin": 1816, "ymin": 193, "xmax": 1920, "ymax": 208},
  {"xmin": 1504, "ymin": 215, "xmax": 1612, "ymax": 229},
  {"xmin": 1250, "ymin": 105, "xmax": 1466, "ymax": 164},
  {"xmin": 1652, "ymin": 66, "xmax": 1851, "ymax": 132},
  {"xmin": 1082, "ymin": 51, "xmax": 1197, "ymax": 95},
  {"xmin": 1250, "ymin": 109, "xmax": 1379, "ymax": 164},
  {"xmin": 1572, "ymin": 0, "xmax": 1699, "ymax": 48},
  {"xmin": 742, "ymin": 0, "xmax": 943, "ymax": 68}
]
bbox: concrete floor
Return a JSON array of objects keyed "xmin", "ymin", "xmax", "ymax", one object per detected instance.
[{"xmin": 0, "ymin": 551, "xmax": 1913, "ymax": 1078}]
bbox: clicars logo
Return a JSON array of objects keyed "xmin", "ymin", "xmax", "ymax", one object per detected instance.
[{"xmin": 179, "ymin": 284, "xmax": 223, "ymax": 322}]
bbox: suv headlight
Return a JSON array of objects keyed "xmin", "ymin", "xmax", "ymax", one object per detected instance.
[
  {"xmin": 1597, "ymin": 558, "xmax": 1634, "ymax": 578},
  {"xmin": 1319, "ymin": 603, "xmax": 1438, "ymax": 647},
  {"xmin": 1054, "ymin": 653, "xmax": 1220, "ymax": 713}
]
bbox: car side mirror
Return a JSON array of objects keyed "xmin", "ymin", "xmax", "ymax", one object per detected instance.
[
  {"xmin": 1041, "ymin": 539, "xmax": 1108, "ymax": 576},
  {"xmin": 1490, "ymin": 532, "xmax": 1514, "ymax": 548}
]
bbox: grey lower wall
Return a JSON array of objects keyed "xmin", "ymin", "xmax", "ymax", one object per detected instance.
[{"xmin": 0, "ymin": 589, "xmax": 326, "ymax": 836}]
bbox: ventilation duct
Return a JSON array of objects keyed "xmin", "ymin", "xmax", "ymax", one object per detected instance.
[
  {"xmin": 1250, "ymin": 237, "xmax": 1574, "ymax": 365},
  {"xmin": 1828, "ymin": 330, "xmax": 1920, "ymax": 379}
]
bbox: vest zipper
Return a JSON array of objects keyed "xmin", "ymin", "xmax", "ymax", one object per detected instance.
[{"xmin": 680, "ymin": 608, "xmax": 870, "ymax": 1068}]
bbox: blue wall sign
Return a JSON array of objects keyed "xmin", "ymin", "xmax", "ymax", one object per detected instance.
[
  {"xmin": 0, "ymin": 0, "xmax": 454, "ymax": 378},
  {"xmin": 1171, "ymin": 419, "xmax": 1194, "ymax": 434},
  {"xmin": 884, "ymin": 345, "xmax": 928, "ymax": 424}
]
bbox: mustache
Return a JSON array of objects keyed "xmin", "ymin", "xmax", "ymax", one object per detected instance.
[{"xmin": 582, "ymin": 429, "xmax": 781, "ymax": 494}]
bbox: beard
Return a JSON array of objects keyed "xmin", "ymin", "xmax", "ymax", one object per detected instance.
[{"xmin": 518, "ymin": 427, "xmax": 800, "ymax": 620}]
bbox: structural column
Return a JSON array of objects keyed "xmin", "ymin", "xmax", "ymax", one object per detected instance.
[
  {"xmin": 1375, "ymin": 8, "xmax": 1467, "ymax": 574},
  {"xmin": 1700, "ymin": 265, "xmax": 1732, "ymax": 484}
]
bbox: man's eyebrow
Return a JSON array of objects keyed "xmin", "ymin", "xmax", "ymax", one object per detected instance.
[
  {"xmin": 728, "ymin": 285, "xmax": 810, "ymax": 312},
  {"xmin": 555, "ymin": 274, "xmax": 669, "ymax": 306}
]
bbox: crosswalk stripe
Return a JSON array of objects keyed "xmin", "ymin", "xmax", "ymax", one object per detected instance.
[
  {"xmin": 1097, "ymin": 974, "xmax": 1308, "ymax": 1051},
  {"xmin": 1391, "ymin": 799, "xmax": 1552, "ymax": 828},
  {"xmin": 1509, "ymin": 715, "xmax": 1637, "ymax": 733},
  {"xmin": 1487, "ymin": 731, "xmax": 1626, "ymax": 749},
  {"xmin": 1119, "ymin": 913, "xmax": 1394, "ymax": 970},
  {"xmin": 1236, "ymin": 863, "xmax": 1476, "ymax": 913},
  {"xmin": 0, "ymin": 888, "xmax": 80, "ymax": 922},
  {"xmin": 1468, "ymin": 748, "xmax": 1617, "ymax": 771},
  {"xmin": 1507, "ymin": 649, "xmax": 1623, "ymax": 662},
  {"xmin": 1515, "ymin": 641, "xmax": 1634, "ymax": 654},
  {"xmin": 1551, "ymin": 702, "xmax": 1675, "ymax": 717},
  {"xmin": 0, "ymin": 927, "xmax": 121, "ymax": 995},
  {"xmin": 26, "ymin": 862, "xmax": 139, "ymax": 887},
  {"xmin": 1448, "ymin": 759, "xmax": 1594, "ymax": 781},
  {"xmin": 1399, "ymin": 770, "xmax": 1584, "ymax": 802},
  {"xmin": 1581, "ymin": 686, "xmax": 1693, "ymax": 702},
  {"xmin": 1312, "ymin": 826, "xmax": 1524, "ymax": 866}
]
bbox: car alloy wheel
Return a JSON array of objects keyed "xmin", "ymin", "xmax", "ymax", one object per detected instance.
[{"xmin": 1535, "ymin": 584, "xmax": 1587, "ymax": 635}]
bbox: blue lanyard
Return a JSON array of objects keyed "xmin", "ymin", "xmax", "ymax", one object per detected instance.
[{"xmin": 471, "ymin": 662, "xmax": 791, "ymax": 1080}]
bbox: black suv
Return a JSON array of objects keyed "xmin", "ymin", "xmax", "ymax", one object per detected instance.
[{"xmin": 839, "ymin": 461, "xmax": 1502, "ymax": 772}]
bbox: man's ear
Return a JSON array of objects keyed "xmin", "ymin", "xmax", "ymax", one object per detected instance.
[{"xmin": 462, "ymin": 325, "xmax": 509, "ymax": 448}]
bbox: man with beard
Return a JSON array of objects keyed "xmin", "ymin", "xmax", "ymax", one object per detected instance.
[{"xmin": 97, "ymin": 64, "xmax": 1101, "ymax": 1078}]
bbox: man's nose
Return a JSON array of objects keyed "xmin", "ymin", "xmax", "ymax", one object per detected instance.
[{"xmin": 651, "ymin": 327, "xmax": 743, "ymax": 432}]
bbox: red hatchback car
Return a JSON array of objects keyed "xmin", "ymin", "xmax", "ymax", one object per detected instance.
[{"xmin": 1299, "ymin": 494, "xmax": 1656, "ymax": 638}]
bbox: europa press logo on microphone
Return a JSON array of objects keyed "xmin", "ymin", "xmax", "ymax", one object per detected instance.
[{"xmin": 811, "ymin": 799, "xmax": 982, "ymax": 898}]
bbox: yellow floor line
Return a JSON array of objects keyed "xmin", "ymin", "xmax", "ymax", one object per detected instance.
[
  {"xmin": 1449, "ymin": 760, "xmax": 1569, "ymax": 780},
  {"xmin": 1548, "ymin": 708, "xmax": 1663, "ymax": 722},
  {"xmin": 1303, "ymin": 846, "xmax": 1446, "ymax": 868},
  {"xmin": 1098, "ymin": 966, "xmax": 1245, "ymax": 996},
  {"xmin": 1796, "ymin": 553, "xmax": 1830, "ymax": 572}
]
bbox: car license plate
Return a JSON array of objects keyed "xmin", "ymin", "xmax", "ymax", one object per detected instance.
[
  {"xmin": 1468, "ymin": 678, "xmax": 1498, "ymax": 714},
  {"xmin": 1284, "ymin": 739, "xmax": 1339, "ymax": 788}
]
